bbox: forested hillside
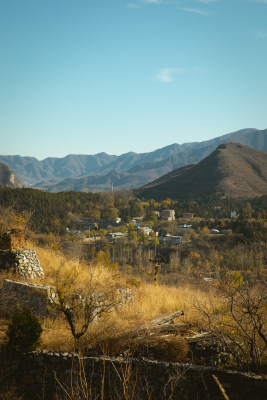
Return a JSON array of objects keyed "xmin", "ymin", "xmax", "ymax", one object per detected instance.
[{"xmin": 0, "ymin": 186, "xmax": 267, "ymax": 236}]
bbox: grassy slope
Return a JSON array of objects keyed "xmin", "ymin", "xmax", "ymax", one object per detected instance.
[
  {"xmin": 35, "ymin": 243, "xmax": 205, "ymax": 351},
  {"xmin": 0, "ymin": 242, "xmax": 209, "ymax": 353}
]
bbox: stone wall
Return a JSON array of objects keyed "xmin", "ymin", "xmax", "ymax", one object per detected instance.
[
  {"xmin": 1, "ymin": 350, "xmax": 266, "ymax": 400},
  {"xmin": 1, "ymin": 279, "xmax": 55, "ymax": 316},
  {"xmin": 1, "ymin": 279, "xmax": 134, "ymax": 317},
  {"xmin": 0, "ymin": 249, "xmax": 44, "ymax": 279}
]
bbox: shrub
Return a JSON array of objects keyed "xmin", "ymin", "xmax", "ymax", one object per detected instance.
[{"xmin": 3, "ymin": 307, "xmax": 42, "ymax": 352}]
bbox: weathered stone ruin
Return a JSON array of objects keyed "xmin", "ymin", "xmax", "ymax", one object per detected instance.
[
  {"xmin": 0, "ymin": 230, "xmax": 133, "ymax": 317},
  {"xmin": 0, "ymin": 249, "xmax": 44, "ymax": 279},
  {"xmin": 0, "ymin": 230, "xmax": 44, "ymax": 279},
  {"xmin": 1, "ymin": 279, "xmax": 56, "ymax": 316},
  {"xmin": 0, "ymin": 279, "xmax": 134, "ymax": 317}
]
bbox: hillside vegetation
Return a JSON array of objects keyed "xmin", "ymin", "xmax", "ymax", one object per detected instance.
[
  {"xmin": 0, "ymin": 238, "xmax": 209, "ymax": 353},
  {"xmin": 1, "ymin": 184, "xmax": 267, "ymax": 236},
  {"xmin": 0, "ymin": 235, "xmax": 266, "ymax": 373},
  {"xmin": 0, "ymin": 192, "xmax": 266, "ymax": 400}
]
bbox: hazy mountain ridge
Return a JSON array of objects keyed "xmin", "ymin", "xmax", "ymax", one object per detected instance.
[
  {"xmin": 139, "ymin": 142, "xmax": 267, "ymax": 200},
  {"xmin": 0, "ymin": 153, "xmax": 118, "ymax": 186},
  {"xmin": 0, "ymin": 128, "xmax": 266, "ymax": 192}
]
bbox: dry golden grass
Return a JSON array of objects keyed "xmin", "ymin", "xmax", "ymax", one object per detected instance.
[
  {"xmin": 0, "ymin": 270, "xmax": 20, "ymax": 287},
  {"xmin": 1, "ymin": 242, "xmax": 217, "ymax": 353},
  {"xmin": 30, "ymin": 241, "xmax": 123, "ymax": 289},
  {"xmin": 28, "ymin": 242, "xmax": 81, "ymax": 285},
  {"xmin": 77, "ymin": 283, "xmax": 205, "ymax": 359},
  {"xmin": 39, "ymin": 279, "xmax": 214, "ymax": 352},
  {"xmin": 79, "ymin": 282, "xmax": 213, "ymax": 349},
  {"xmin": 41, "ymin": 316, "xmax": 75, "ymax": 351},
  {"xmin": 113, "ymin": 281, "xmax": 214, "ymax": 327}
]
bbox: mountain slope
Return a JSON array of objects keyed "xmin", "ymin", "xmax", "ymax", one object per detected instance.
[
  {"xmin": 0, "ymin": 163, "xmax": 24, "ymax": 188},
  {"xmin": 0, "ymin": 153, "xmax": 117, "ymax": 186},
  {"xmin": 125, "ymin": 128, "xmax": 267, "ymax": 178},
  {"xmin": 42, "ymin": 129, "xmax": 267, "ymax": 192},
  {"xmin": 0, "ymin": 128, "xmax": 266, "ymax": 191},
  {"xmin": 138, "ymin": 143, "xmax": 267, "ymax": 200}
]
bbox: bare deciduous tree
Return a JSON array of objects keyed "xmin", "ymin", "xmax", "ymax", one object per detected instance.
[
  {"xmin": 52, "ymin": 264, "xmax": 124, "ymax": 351},
  {"xmin": 196, "ymin": 280, "xmax": 267, "ymax": 372}
]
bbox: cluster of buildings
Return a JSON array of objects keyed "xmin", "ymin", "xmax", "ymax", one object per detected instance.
[
  {"xmin": 68, "ymin": 207, "xmax": 239, "ymax": 244},
  {"xmin": 68, "ymin": 208, "xmax": 240, "ymax": 246},
  {"xmin": 70, "ymin": 210, "xmax": 193, "ymax": 244},
  {"xmin": 68, "ymin": 209, "xmax": 196, "ymax": 245},
  {"xmin": 104, "ymin": 209, "xmax": 194, "ymax": 245}
]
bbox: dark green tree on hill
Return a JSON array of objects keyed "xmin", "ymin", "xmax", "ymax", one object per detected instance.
[{"xmin": 3, "ymin": 307, "xmax": 42, "ymax": 352}]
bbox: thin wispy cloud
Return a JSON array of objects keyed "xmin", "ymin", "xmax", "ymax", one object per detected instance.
[
  {"xmin": 128, "ymin": 0, "xmax": 217, "ymax": 10},
  {"xmin": 127, "ymin": 0, "xmax": 162, "ymax": 8},
  {"xmin": 180, "ymin": 8, "xmax": 209, "ymax": 15},
  {"xmin": 195, "ymin": 0, "xmax": 219, "ymax": 4},
  {"xmin": 155, "ymin": 66, "xmax": 207, "ymax": 82},
  {"xmin": 143, "ymin": 0, "xmax": 162, "ymax": 3},
  {"xmin": 126, "ymin": 0, "xmax": 164, "ymax": 9},
  {"xmin": 155, "ymin": 68, "xmax": 184, "ymax": 83}
]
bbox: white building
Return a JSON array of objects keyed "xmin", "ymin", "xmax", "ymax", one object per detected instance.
[
  {"xmin": 160, "ymin": 209, "xmax": 175, "ymax": 221},
  {"xmin": 230, "ymin": 211, "xmax": 239, "ymax": 218}
]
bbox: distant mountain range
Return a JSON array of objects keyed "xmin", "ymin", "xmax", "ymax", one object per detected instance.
[
  {"xmin": 138, "ymin": 142, "xmax": 267, "ymax": 200},
  {"xmin": 0, "ymin": 128, "xmax": 266, "ymax": 192},
  {"xmin": 0, "ymin": 162, "xmax": 24, "ymax": 188}
]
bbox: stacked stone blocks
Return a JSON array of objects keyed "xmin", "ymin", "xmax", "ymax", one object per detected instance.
[
  {"xmin": 0, "ymin": 249, "xmax": 44, "ymax": 279},
  {"xmin": 1, "ymin": 279, "xmax": 134, "ymax": 318},
  {"xmin": 1, "ymin": 279, "xmax": 55, "ymax": 316},
  {"xmin": 0, "ymin": 230, "xmax": 44, "ymax": 279}
]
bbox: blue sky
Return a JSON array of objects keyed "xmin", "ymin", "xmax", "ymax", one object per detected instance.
[{"xmin": 0, "ymin": 0, "xmax": 267, "ymax": 160}]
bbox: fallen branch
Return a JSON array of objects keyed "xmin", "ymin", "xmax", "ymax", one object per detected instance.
[{"xmin": 150, "ymin": 310, "xmax": 184, "ymax": 326}]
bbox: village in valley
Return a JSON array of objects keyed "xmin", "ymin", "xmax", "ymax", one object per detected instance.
[
  {"xmin": 68, "ymin": 209, "xmax": 237, "ymax": 244},
  {"xmin": 1, "ymin": 0, "xmax": 267, "ymax": 396},
  {"xmin": 0, "ymin": 163, "xmax": 267, "ymax": 400}
]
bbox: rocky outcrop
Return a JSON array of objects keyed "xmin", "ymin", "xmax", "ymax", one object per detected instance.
[{"xmin": 0, "ymin": 162, "xmax": 24, "ymax": 188}]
